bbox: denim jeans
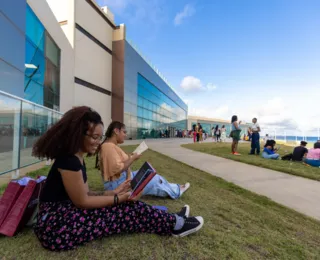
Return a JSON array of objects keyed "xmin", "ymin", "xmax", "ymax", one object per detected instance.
[
  {"xmin": 104, "ymin": 171, "xmax": 181, "ymax": 199},
  {"xmin": 250, "ymin": 133, "xmax": 260, "ymax": 154},
  {"xmin": 262, "ymin": 152, "xmax": 279, "ymax": 159},
  {"xmin": 303, "ymin": 159, "xmax": 320, "ymax": 167}
]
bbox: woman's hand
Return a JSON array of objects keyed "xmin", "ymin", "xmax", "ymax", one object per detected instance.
[
  {"xmin": 127, "ymin": 189, "xmax": 144, "ymax": 202},
  {"xmin": 130, "ymin": 153, "xmax": 141, "ymax": 161},
  {"xmin": 114, "ymin": 179, "xmax": 131, "ymax": 195}
]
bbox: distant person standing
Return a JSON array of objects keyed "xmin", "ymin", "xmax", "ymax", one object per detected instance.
[
  {"xmin": 199, "ymin": 124, "xmax": 203, "ymax": 142},
  {"xmin": 214, "ymin": 125, "xmax": 221, "ymax": 142},
  {"xmin": 211, "ymin": 127, "xmax": 215, "ymax": 141},
  {"xmin": 192, "ymin": 124, "xmax": 197, "ymax": 143},
  {"xmin": 196, "ymin": 123, "xmax": 200, "ymax": 142},
  {"xmin": 230, "ymin": 115, "xmax": 242, "ymax": 155},
  {"xmin": 220, "ymin": 125, "xmax": 227, "ymax": 142},
  {"xmin": 249, "ymin": 118, "xmax": 261, "ymax": 155}
]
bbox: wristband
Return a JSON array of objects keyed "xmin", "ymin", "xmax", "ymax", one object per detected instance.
[{"xmin": 114, "ymin": 194, "xmax": 119, "ymax": 205}]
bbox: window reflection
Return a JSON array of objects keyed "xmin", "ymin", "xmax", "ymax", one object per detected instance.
[
  {"xmin": 24, "ymin": 4, "xmax": 61, "ymax": 111},
  {"xmin": 124, "ymin": 74, "xmax": 188, "ymax": 139}
]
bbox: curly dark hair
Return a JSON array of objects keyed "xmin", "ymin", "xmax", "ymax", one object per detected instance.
[{"xmin": 32, "ymin": 106, "xmax": 103, "ymax": 159}]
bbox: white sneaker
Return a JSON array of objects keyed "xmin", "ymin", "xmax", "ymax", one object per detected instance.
[{"xmin": 180, "ymin": 182, "xmax": 190, "ymax": 196}]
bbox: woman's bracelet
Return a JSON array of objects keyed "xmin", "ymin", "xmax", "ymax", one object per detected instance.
[{"xmin": 114, "ymin": 194, "xmax": 119, "ymax": 205}]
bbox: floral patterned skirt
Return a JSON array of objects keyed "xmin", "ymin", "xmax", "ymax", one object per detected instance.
[{"xmin": 34, "ymin": 200, "xmax": 176, "ymax": 251}]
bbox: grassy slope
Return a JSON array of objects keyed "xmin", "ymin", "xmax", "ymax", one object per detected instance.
[
  {"xmin": 0, "ymin": 146, "xmax": 319, "ymax": 259},
  {"xmin": 182, "ymin": 142, "xmax": 320, "ymax": 181}
]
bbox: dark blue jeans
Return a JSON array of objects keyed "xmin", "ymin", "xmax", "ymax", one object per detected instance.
[{"xmin": 250, "ymin": 133, "xmax": 260, "ymax": 154}]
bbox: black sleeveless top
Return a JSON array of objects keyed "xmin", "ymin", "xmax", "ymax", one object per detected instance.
[{"xmin": 40, "ymin": 155, "xmax": 87, "ymax": 202}]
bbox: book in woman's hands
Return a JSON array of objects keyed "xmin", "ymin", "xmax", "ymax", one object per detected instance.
[
  {"xmin": 133, "ymin": 141, "xmax": 148, "ymax": 155},
  {"xmin": 129, "ymin": 162, "xmax": 156, "ymax": 199}
]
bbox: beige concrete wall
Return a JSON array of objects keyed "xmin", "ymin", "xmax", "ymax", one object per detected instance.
[
  {"xmin": 74, "ymin": 83, "xmax": 112, "ymax": 127},
  {"xmin": 76, "ymin": 0, "xmax": 114, "ymax": 50},
  {"xmin": 27, "ymin": 0, "xmax": 75, "ymax": 114},
  {"xmin": 74, "ymin": 29, "xmax": 112, "ymax": 91}
]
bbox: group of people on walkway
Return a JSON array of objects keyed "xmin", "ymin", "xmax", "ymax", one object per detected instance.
[{"xmin": 32, "ymin": 106, "xmax": 204, "ymax": 251}]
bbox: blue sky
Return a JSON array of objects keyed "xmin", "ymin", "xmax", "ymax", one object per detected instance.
[{"xmin": 97, "ymin": 0, "xmax": 320, "ymax": 135}]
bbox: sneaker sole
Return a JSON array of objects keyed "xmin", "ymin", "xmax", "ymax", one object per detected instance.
[
  {"xmin": 184, "ymin": 205, "xmax": 190, "ymax": 218},
  {"xmin": 180, "ymin": 183, "xmax": 191, "ymax": 197},
  {"xmin": 172, "ymin": 217, "xmax": 204, "ymax": 238}
]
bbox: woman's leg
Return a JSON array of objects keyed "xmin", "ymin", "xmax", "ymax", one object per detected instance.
[
  {"xmin": 132, "ymin": 171, "xmax": 182, "ymax": 199},
  {"xmin": 234, "ymin": 141, "xmax": 239, "ymax": 153},
  {"xmin": 262, "ymin": 153, "xmax": 279, "ymax": 159},
  {"xmin": 35, "ymin": 201, "xmax": 176, "ymax": 251},
  {"xmin": 304, "ymin": 159, "xmax": 320, "ymax": 167},
  {"xmin": 104, "ymin": 172, "xmax": 127, "ymax": 191}
]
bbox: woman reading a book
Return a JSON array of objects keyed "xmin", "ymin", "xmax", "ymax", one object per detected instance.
[
  {"xmin": 32, "ymin": 107, "xmax": 203, "ymax": 251},
  {"xmin": 98, "ymin": 121, "xmax": 190, "ymax": 199}
]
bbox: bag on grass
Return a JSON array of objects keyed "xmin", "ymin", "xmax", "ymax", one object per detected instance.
[{"xmin": 0, "ymin": 176, "xmax": 46, "ymax": 237}]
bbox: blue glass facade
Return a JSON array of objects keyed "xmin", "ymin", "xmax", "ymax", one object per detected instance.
[
  {"xmin": 124, "ymin": 41, "xmax": 187, "ymax": 139},
  {"xmin": 0, "ymin": 0, "xmax": 26, "ymax": 97},
  {"xmin": 0, "ymin": 3, "xmax": 63, "ymax": 175},
  {"xmin": 25, "ymin": 5, "xmax": 61, "ymax": 110},
  {"xmin": 0, "ymin": 4, "xmax": 60, "ymax": 110}
]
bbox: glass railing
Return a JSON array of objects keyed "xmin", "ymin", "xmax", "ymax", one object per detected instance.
[{"xmin": 0, "ymin": 90, "xmax": 63, "ymax": 175}]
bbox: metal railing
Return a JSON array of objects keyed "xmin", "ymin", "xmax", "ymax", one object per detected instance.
[{"xmin": 0, "ymin": 90, "xmax": 63, "ymax": 176}]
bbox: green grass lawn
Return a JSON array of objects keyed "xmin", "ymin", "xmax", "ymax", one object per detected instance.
[
  {"xmin": 182, "ymin": 142, "xmax": 320, "ymax": 181},
  {"xmin": 1, "ymin": 146, "xmax": 320, "ymax": 259}
]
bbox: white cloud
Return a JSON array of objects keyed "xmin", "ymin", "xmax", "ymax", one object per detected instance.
[
  {"xmin": 189, "ymin": 105, "xmax": 230, "ymax": 119},
  {"xmin": 174, "ymin": 4, "xmax": 195, "ymax": 26},
  {"xmin": 98, "ymin": 0, "xmax": 167, "ymax": 27},
  {"xmin": 206, "ymin": 83, "xmax": 217, "ymax": 90},
  {"xmin": 180, "ymin": 76, "xmax": 204, "ymax": 91},
  {"xmin": 180, "ymin": 76, "xmax": 218, "ymax": 92}
]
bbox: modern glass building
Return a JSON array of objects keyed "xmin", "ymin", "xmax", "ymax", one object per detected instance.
[{"xmin": 112, "ymin": 39, "xmax": 188, "ymax": 139}]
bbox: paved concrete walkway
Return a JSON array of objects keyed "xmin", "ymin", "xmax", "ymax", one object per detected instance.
[{"xmin": 125, "ymin": 138, "xmax": 320, "ymax": 221}]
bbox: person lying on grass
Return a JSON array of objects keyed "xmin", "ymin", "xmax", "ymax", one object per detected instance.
[
  {"xmin": 97, "ymin": 121, "xmax": 190, "ymax": 199},
  {"xmin": 32, "ymin": 106, "xmax": 204, "ymax": 251}
]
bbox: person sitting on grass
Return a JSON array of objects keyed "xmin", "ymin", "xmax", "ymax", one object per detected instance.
[
  {"xmin": 32, "ymin": 106, "xmax": 204, "ymax": 251},
  {"xmin": 262, "ymin": 140, "xmax": 280, "ymax": 160},
  {"xmin": 97, "ymin": 121, "xmax": 190, "ymax": 200},
  {"xmin": 282, "ymin": 141, "xmax": 308, "ymax": 161},
  {"xmin": 303, "ymin": 142, "xmax": 320, "ymax": 167}
]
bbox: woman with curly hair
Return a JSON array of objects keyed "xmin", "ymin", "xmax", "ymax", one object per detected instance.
[{"xmin": 32, "ymin": 106, "xmax": 203, "ymax": 251}]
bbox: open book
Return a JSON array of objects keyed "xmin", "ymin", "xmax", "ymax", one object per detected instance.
[
  {"xmin": 129, "ymin": 162, "xmax": 156, "ymax": 199},
  {"xmin": 133, "ymin": 141, "xmax": 148, "ymax": 155}
]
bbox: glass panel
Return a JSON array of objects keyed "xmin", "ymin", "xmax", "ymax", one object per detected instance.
[
  {"xmin": 0, "ymin": 13, "xmax": 26, "ymax": 72},
  {"xmin": 20, "ymin": 101, "xmax": 50, "ymax": 167},
  {"xmin": 26, "ymin": 5, "xmax": 45, "ymax": 51},
  {"xmin": 0, "ymin": 0, "xmax": 26, "ymax": 32},
  {"xmin": 0, "ymin": 94, "xmax": 21, "ymax": 173},
  {"xmin": 25, "ymin": 38, "xmax": 46, "ymax": 86},
  {"xmin": 44, "ymin": 59, "xmax": 60, "ymax": 110},
  {"xmin": 45, "ymin": 33, "xmax": 60, "ymax": 67},
  {"xmin": 24, "ymin": 77, "xmax": 44, "ymax": 105},
  {"xmin": 0, "ymin": 60, "xmax": 25, "ymax": 97}
]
